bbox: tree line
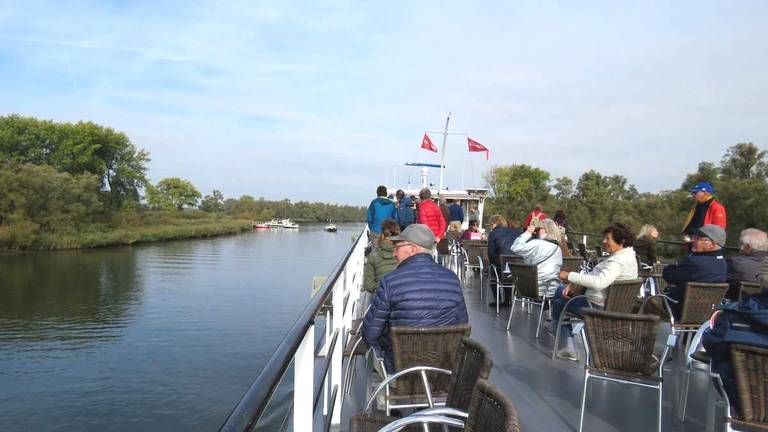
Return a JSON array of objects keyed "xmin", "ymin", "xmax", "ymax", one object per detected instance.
[
  {"xmin": 0, "ymin": 115, "xmax": 364, "ymax": 249},
  {"xmin": 484, "ymin": 142, "xmax": 768, "ymax": 247}
]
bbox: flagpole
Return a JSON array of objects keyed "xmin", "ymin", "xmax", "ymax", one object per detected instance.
[{"xmin": 438, "ymin": 112, "xmax": 451, "ymax": 196}]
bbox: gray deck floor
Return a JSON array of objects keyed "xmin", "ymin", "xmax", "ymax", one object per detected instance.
[{"xmin": 340, "ymin": 269, "xmax": 722, "ymax": 432}]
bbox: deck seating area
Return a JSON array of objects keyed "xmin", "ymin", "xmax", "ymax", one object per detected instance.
[{"xmin": 341, "ymin": 244, "xmax": 763, "ymax": 432}]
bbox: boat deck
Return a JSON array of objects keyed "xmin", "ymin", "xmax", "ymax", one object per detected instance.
[{"xmin": 341, "ymin": 269, "xmax": 720, "ymax": 432}]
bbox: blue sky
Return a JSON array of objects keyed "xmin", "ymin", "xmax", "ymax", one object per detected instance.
[{"xmin": 1, "ymin": 1, "xmax": 767, "ymax": 205}]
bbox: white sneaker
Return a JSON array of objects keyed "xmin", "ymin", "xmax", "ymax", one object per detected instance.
[{"xmin": 556, "ymin": 348, "xmax": 580, "ymax": 362}]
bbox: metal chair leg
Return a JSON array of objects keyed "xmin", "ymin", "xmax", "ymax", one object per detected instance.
[
  {"xmin": 578, "ymin": 371, "xmax": 590, "ymax": 432},
  {"xmin": 535, "ymin": 300, "xmax": 545, "ymax": 338},
  {"xmin": 506, "ymin": 296, "xmax": 517, "ymax": 331},
  {"xmin": 657, "ymin": 382, "xmax": 663, "ymax": 432}
]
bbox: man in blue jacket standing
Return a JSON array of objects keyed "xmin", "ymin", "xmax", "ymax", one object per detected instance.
[
  {"xmin": 367, "ymin": 185, "xmax": 397, "ymax": 236},
  {"xmin": 361, "ymin": 224, "xmax": 469, "ymax": 372}
]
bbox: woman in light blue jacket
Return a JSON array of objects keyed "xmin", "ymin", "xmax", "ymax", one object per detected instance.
[{"xmin": 509, "ymin": 219, "xmax": 563, "ymax": 298}]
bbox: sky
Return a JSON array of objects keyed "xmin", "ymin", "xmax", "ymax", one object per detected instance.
[{"xmin": 1, "ymin": 1, "xmax": 767, "ymax": 205}]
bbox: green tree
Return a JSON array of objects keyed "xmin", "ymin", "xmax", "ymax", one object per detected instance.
[
  {"xmin": 146, "ymin": 177, "xmax": 201, "ymax": 210},
  {"xmin": 719, "ymin": 142, "xmax": 768, "ymax": 181},
  {"xmin": 199, "ymin": 190, "xmax": 225, "ymax": 212},
  {"xmin": 484, "ymin": 164, "xmax": 551, "ymax": 221}
]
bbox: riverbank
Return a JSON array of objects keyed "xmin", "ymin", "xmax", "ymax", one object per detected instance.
[{"xmin": 0, "ymin": 214, "xmax": 254, "ymax": 251}]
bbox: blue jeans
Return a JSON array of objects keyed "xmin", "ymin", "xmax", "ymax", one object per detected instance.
[{"xmin": 551, "ymin": 285, "xmax": 600, "ymax": 340}]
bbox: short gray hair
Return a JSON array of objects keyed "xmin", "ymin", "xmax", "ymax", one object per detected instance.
[
  {"xmin": 541, "ymin": 219, "xmax": 562, "ymax": 242},
  {"xmin": 739, "ymin": 228, "xmax": 768, "ymax": 252}
]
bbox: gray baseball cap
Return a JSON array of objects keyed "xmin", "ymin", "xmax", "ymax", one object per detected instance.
[
  {"xmin": 693, "ymin": 224, "xmax": 726, "ymax": 247},
  {"xmin": 387, "ymin": 224, "xmax": 436, "ymax": 249}
]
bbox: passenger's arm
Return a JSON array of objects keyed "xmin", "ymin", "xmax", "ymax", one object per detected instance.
[
  {"xmin": 361, "ymin": 281, "xmax": 391, "ymax": 352},
  {"xmin": 363, "ymin": 256, "xmax": 376, "ymax": 293},
  {"xmin": 567, "ymin": 259, "xmax": 623, "ymax": 290},
  {"xmin": 510, "ymin": 227, "xmax": 535, "ymax": 255}
]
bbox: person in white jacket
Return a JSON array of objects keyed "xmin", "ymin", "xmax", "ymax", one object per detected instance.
[
  {"xmin": 551, "ymin": 222, "xmax": 638, "ymax": 360},
  {"xmin": 509, "ymin": 220, "xmax": 563, "ymax": 298}
]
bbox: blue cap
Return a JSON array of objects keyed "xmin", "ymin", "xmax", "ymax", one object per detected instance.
[{"xmin": 689, "ymin": 182, "xmax": 714, "ymax": 194}]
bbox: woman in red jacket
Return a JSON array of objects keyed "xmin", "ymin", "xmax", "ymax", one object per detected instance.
[{"xmin": 417, "ymin": 188, "xmax": 446, "ymax": 240}]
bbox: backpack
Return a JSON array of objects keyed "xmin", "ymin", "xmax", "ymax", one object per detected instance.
[{"xmin": 397, "ymin": 204, "xmax": 415, "ymax": 229}]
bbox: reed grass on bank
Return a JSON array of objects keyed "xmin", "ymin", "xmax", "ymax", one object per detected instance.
[{"xmin": 0, "ymin": 216, "xmax": 253, "ymax": 251}]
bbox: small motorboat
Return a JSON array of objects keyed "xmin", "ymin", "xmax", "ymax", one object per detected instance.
[
  {"xmin": 253, "ymin": 222, "xmax": 269, "ymax": 230},
  {"xmin": 324, "ymin": 224, "xmax": 337, "ymax": 232}
]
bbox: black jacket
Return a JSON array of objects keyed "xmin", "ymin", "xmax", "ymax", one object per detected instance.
[
  {"xmin": 361, "ymin": 253, "xmax": 469, "ymax": 371},
  {"xmin": 488, "ymin": 226, "xmax": 521, "ymax": 264}
]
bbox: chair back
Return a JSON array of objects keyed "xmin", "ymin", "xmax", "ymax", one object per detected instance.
[
  {"xmin": 462, "ymin": 242, "xmax": 485, "ymax": 266},
  {"xmin": 390, "ymin": 324, "xmax": 472, "ymax": 396},
  {"xmin": 445, "ymin": 337, "xmax": 494, "ymax": 411},
  {"xmin": 577, "ymin": 243, "xmax": 589, "ymax": 259},
  {"xmin": 499, "ymin": 255, "xmax": 524, "ymax": 284},
  {"xmin": 730, "ymin": 343, "xmax": 768, "ymax": 426},
  {"xmin": 508, "ymin": 262, "xmax": 540, "ymax": 299},
  {"xmin": 739, "ymin": 281, "xmax": 762, "ymax": 299},
  {"xmin": 582, "ymin": 309, "xmax": 660, "ymax": 376},
  {"xmin": 652, "ymin": 263, "xmax": 668, "ymax": 292},
  {"xmin": 678, "ymin": 282, "xmax": 728, "ymax": 325},
  {"xmin": 603, "ymin": 279, "xmax": 644, "ymax": 313},
  {"xmin": 465, "ymin": 379, "xmax": 521, "ymax": 432},
  {"xmin": 560, "ymin": 257, "xmax": 583, "ymax": 273},
  {"xmin": 436, "ymin": 238, "xmax": 450, "ymax": 255}
]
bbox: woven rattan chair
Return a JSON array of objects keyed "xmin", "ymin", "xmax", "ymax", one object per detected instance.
[
  {"xmin": 551, "ymin": 279, "xmax": 644, "ymax": 360},
  {"xmin": 366, "ymin": 324, "xmax": 472, "ymax": 415},
  {"xmin": 722, "ymin": 343, "xmax": 768, "ymax": 430},
  {"xmin": 375, "ymin": 379, "xmax": 522, "ymax": 432},
  {"xmin": 505, "ymin": 262, "xmax": 552, "ymax": 338},
  {"xmin": 350, "ymin": 337, "xmax": 493, "ymax": 432},
  {"xmin": 560, "ymin": 256, "xmax": 583, "ymax": 273},
  {"xmin": 461, "ymin": 241, "xmax": 487, "ymax": 290},
  {"xmin": 578, "ymin": 309, "xmax": 675, "ymax": 432},
  {"xmin": 489, "ymin": 257, "xmax": 521, "ymax": 315},
  {"xmin": 739, "ymin": 281, "xmax": 762, "ymax": 300}
]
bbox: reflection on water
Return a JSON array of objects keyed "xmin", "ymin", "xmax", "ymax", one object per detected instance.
[{"xmin": 0, "ymin": 223, "xmax": 363, "ymax": 431}]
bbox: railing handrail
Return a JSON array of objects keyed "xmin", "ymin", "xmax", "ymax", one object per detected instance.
[
  {"xmin": 219, "ymin": 228, "xmax": 367, "ymax": 432},
  {"xmin": 567, "ymin": 230, "xmax": 739, "ymax": 251}
]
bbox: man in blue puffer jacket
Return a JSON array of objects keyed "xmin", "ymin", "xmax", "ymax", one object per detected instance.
[
  {"xmin": 367, "ymin": 185, "xmax": 397, "ymax": 235},
  {"xmin": 362, "ymin": 224, "xmax": 469, "ymax": 372}
]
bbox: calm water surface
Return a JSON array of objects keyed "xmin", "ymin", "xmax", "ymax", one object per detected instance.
[{"xmin": 0, "ymin": 223, "xmax": 364, "ymax": 431}]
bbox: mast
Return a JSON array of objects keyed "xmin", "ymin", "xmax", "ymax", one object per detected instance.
[{"xmin": 438, "ymin": 112, "xmax": 451, "ymax": 196}]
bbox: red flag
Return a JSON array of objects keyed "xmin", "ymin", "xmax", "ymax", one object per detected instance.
[
  {"xmin": 421, "ymin": 133, "xmax": 437, "ymax": 152},
  {"xmin": 468, "ymin": 137, "xmax": 489, "ymax": 160}
]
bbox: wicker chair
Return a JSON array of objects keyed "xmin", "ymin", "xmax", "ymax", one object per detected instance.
[
  {"xmin": 640, "ymin": 282, "xmax": 729, "ymax": 333},
  {"xmin": 551, "ymin": 279, "xmax": 644, "ymax": 360},
  {"xmin": 723, "ymin": 343, "xmax": 768, "ymax": 430},
  {"xmin": 366, "ymin": 324, "xmax": 472, "ymax": 415},
  {"xmin": 489, "ymin": 256, "xmax": 522, "ymax": 315},
  {"xmin": 578, "ymin": 309, "xmax": 675, "ymax": 432},
  {"xmin": 739, "ymin": 281, "xmax": 762, "ymax": 299},
  {"xmin": 560, "ymin": 256, "xmax": 583, "ymax": 273},
  {"xmin": 461, "ymin": 241, "xmax": 487, "ymax": 290},
  {"xmin": 350, "ymin": 337, "xmax": 493, "ymax": 432},
  {"xmin": 375, "ymin": 379, "xmax": 522, "ymax": 432},
  {"xmin": 505, "ymin": 262, "xmax": 552, "ymax": 338}
]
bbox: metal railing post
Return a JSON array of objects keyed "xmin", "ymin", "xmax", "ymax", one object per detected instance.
[
  {"xmin": 331, "ymin": 270, "xmax": 344, "ymax": 425},
  {"xmin": 294, "ymin": 325, "xmax": 315, "ymax": 431}
]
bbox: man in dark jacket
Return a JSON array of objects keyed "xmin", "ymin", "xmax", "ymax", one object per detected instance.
[
  {"xmin": 726, "ymin": 228, "xmax": 768, "ymax": 300},
  {"xmin": 487, "ymin": 214, "xmax": 521, "ymax": 307},
  {"xmin": 361, "ymin": 224, "xmax": 469, "ymax": 372},
  {"xmin": 662, "ymin": 224, "xmax": 728, "ymax": 320},
  {"xmin": 703, "ymin": 290, "xmax": 768, "ymax": 413}
]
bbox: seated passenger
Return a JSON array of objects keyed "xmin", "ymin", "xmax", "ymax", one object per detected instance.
[
  {"xmin": 703, "ymin": 290, "xmax": 768, "ymax": 415},
  {"xmin": 553, "ymin": 222, "xmax": 638, "ymax": 360},
  {"xmin": 726, "ymin": 228, "xmax": 768, "ymax": 300},
  {"xmin": 363, "ymin": 219, "xmax": 400, "ymax": 294},
  {"xmin": 487, "ymin": 214, "xmax": 522, "ymax": 307},
  {"xmin": 661, "ymin": 224, "xmax": 728, "ymax": 320},
  {"xmin": 361, "ymin": 224, "xmax": 469, "ymax": 372},
  {"xmin": 634, "ymin": 224, "xmax": 660, "ymax": 265},
  {"xmin": 461, "ymin": 220, "xmax": 482, "ymax": 240},
  {"xmin": 509, "ymin": 221, "xmax": 563, "ymax": 298}
]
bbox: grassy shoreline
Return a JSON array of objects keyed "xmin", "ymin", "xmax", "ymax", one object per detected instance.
[{"xmin": 2, "ymin": 219, "xmax": 254, "ymax": 251}]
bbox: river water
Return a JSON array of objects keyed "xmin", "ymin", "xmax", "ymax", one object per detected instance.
[{"xmin": 0, "ymin": 223, "xmax": 364, "ymax": 432}]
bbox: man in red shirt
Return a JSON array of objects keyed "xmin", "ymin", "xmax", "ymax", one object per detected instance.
[
  {"xmin": 682, "ymin": 182, "xmax": 727, "ymax": 237},
  {"xmin": 417, "ymin": 188, "xmax": 446, "ymax": 240}
]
